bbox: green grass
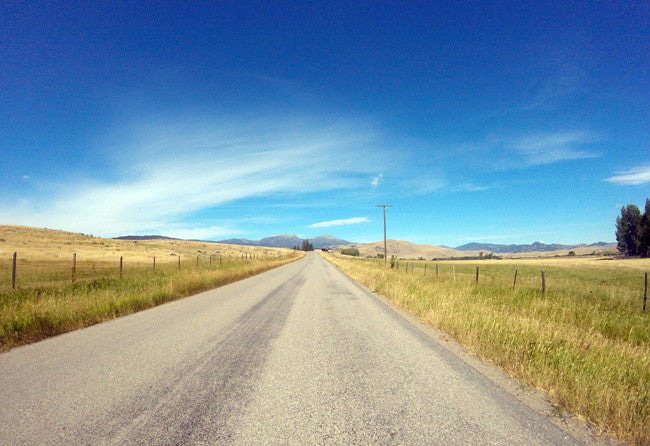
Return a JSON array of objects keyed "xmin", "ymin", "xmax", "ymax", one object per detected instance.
[
  {"xmin": 0, "ymin": 253, "xmax": 303, "ymax": 352},
  {"xmin": 328, "ymin": 254, "xmax": 650, "ymax": 445}
]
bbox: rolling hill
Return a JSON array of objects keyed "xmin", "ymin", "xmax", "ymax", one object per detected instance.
[
  {"xmin": 336, "ymin": 239, "xmax": 618, "ymax": 259},
  {"xmin": 0, "ymin": 225, "xmax": 289, "ymax": 262},
  {"xmin": 336, "ymin": 240, "xmax": 485, "ymax": 259}
]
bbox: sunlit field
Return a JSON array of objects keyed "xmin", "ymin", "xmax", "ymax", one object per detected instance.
[
  {"xmin": 327, "ymin": 253, "xmax": 650, "ymax": 445},
  {"xmin": 0, "ymin": 225, "xmax": 303, "ymax": 351}
]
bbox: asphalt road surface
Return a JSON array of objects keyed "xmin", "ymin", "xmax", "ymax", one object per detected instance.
[{"xmin": 0, "ymin": 252, "xmax": 583, "ymax": 445}]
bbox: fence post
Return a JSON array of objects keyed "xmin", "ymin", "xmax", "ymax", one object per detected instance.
[
  {"xmin": 178, "ymin": 256, "xmax": 181, "ymax": 270},
  {"xmin": 640, "ymin": 270, "xmax": 648, "ymax": 313},
  {"xmin": 541, "ymin": 270, "xmax": 546, "ymax": 295},
  {"xmin": 153, "ymin": 256, "xmax": 156, "ymax": 271},
  {"xmin": 424, "ymin": 264, "xmax": 427, "ymax": 275},
  {"xmin": 72, "ymin": 253, "xmax": 76, "ymax": 283},
  {"xmin": 12, "ymin": 252, "xmax": 17, "ymax": 289},
  {"xmin": 220, "ymin": 255, "xmax": 222, "ymax": 265},
  {"xmin": 513, "ymin": 269, "xmax": 518, "ymax": 291},
  {"xmin": 119, "ymin": 256, "xmax": 123, "ymax": 279},
  {"xmin": 453, "ymin": 265, "xmax": 456, "ymax": 282},
  {"xmin": 476, "ymin": 266, "xmax": 479, "ymax": 284},
  {"xmin": 209, "ymin": 255, "xmax": 212, "ymax": 267},
  {"xmin": 436, "ymin": 263, "xmax": 438, "ymax": 277},
  {"xmin": 196, "ymin": 255, "xmax": 199, "ymax": 266}
]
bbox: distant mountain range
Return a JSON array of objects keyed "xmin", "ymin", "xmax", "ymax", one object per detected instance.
[
  {"xmin": 337, "ymin": 239, "xmax": 617, "ymax": 259},
  {"xmin": 217, "ymin": 234, "xmax": 351, "ymax": 249},
  {"xmin": 115, "ymin": 234, "xmax": 351, "ymax": 249},
  {"xmin": 455, "ymin": 241, "xmax": 613, "ymax": 254},
  {"xmin": 114, "ymin": 235, "xmax": 179, "ymax": 241},
  {"xmin": 113, "ymin": 234, "xmax": 615, "ymax": 256}
]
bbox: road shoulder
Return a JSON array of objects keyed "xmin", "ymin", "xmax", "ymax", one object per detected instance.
[{"xmin": 324, "ymin": 255, "xmax": 623, "ymax": 446}]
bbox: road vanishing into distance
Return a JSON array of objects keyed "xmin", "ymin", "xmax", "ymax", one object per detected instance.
[{"xmin": 0, "ymin": 252, "xmax": 583, "ymax": 445}]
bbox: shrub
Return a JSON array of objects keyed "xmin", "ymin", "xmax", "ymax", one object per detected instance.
[{"xmin": 341, "ymin": 247, "xmax": 360, "ymax": 256}]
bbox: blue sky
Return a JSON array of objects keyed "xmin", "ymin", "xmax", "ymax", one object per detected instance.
[{"xmin": 1, "ymin": 1, "xmax": 648, "ymax": 246}]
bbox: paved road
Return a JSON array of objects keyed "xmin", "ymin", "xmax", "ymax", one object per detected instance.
[{"xmin": 0, "ymin": 252, "xmax": 582, "ymax": 445}]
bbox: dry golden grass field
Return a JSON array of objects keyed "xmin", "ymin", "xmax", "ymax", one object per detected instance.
[
  {"xmin": 0, "ymin": 225, "xmax": 302, "ymax": 351},
  {"xmin": 327, "ymin": 253, "xmax": 650, "ymax": 445},
  {"xmin": 0, "ymin": 225, "xmax": 288, "ymax": 263}
]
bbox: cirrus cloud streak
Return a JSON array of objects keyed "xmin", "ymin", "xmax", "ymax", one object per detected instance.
[
  {"xmin": 0, "ymin": 115, "xmax": 382, "ymax": 238},
  {"xmin": 309, "ymin": 217, "xmax": 370, "ymax": 228},
  {"xmin": 604, "ymin": 165, "xmax": 650, "ymax": 185}
]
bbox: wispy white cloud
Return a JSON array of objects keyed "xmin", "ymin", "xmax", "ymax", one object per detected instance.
[
  {"xmin": 489, "ymin": 131, "xmax": 599, "ymax": 170},
  {"xmin": 451, "ymin": 183, "xmax": 490, "ymax": 192},
  {"xmin": 402, "ymin": 177, "xmax": 446, "ymax": 194},
  {"xmin": 0, "ymin": 115, "xmax": 381, "ymax": 237},
  {"xmin": 401, "ymin": 178, "xmax": 487, "ymax": 195},
  {"xmin": 370, "ymin": 173, "xmax": 384, "ymax": 188},
  {"xmin": 309, "ymin": 217, "xmax": 370, "ymax": 228},
  {"xmin": 520, "ymin": 70, "xmax": 586, "ymax": 112},
  {"xmin": 511, "ymin": 131, "xmax": 599, "ymax": 166},
  {"xmin": 604, "ymin": 165, "xmax": 650, "ymax": 185}
]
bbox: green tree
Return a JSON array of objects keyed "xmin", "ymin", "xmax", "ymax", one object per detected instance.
[
  {"xmin": 301, "ymin": 239, "xmax": 314, "ymax": 251},
  {"xmin": 616, "ymin": 204, "xmax": 642, "ymax": 256},
  {"xmin": 639, "ymin": 199, "xmax": 650, "ymax": 257}
]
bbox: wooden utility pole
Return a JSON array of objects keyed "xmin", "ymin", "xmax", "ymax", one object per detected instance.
[{"xmin": 375, "ymin": 204, "xmax": 393, "ymax": 266}]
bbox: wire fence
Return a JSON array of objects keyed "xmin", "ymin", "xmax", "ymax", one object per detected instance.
[
  {"xmin": 336, "ymin": 254, "xmax": 649, "ymax": 312},
  {"xmin": 1, "ymin": 251, "xmax": 288, "ymax": 292}
]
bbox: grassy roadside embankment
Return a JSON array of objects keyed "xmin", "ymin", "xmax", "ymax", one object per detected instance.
[
  {"xmin": 0, "ymin": 225, "xmax": 304, "ymax": 352},
  {"xmin": 326, "ymin": 254, "xmax": 650, "ymax": 445}
]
